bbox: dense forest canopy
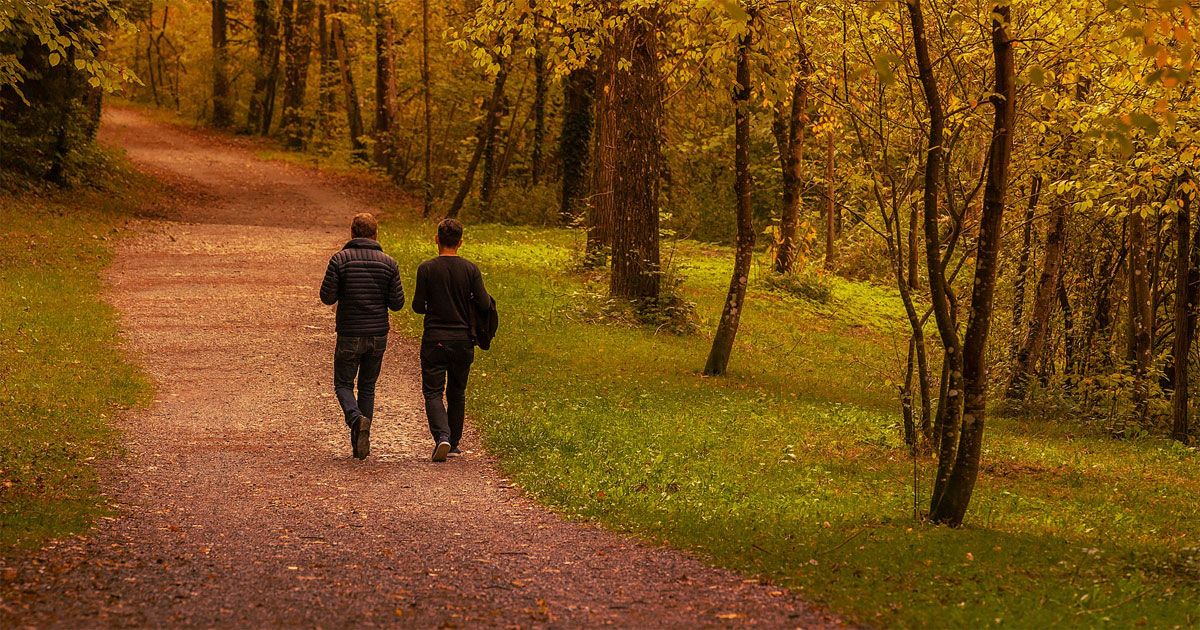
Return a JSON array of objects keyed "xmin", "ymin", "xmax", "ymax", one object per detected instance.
[{"xmin": 2, "ymin": 0, "xmax": 1197, "ymax": 526}]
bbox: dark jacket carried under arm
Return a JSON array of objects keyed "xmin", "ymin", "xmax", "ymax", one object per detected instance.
[
  {"xmin": 320, "ymin": 238, "xmax": 404, "ymax": 336},
  {"xmin": 412, "ymin": 255, "xmax": 489, "ymax": 342}
]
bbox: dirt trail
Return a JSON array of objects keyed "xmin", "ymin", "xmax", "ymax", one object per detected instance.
[{"xmin": 0, "ymin": 109, "xmax": 841, "ymax": 629}]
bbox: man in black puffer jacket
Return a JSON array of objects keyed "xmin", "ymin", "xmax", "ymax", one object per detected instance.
[{"xmin": 320, "ymin": 213, "xmax": 404, "ymax": 460}]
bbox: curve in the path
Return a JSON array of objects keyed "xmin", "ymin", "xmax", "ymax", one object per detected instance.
[{"xmin": 0, "ymin": 108, "xmax": 843, "ymax": 629}]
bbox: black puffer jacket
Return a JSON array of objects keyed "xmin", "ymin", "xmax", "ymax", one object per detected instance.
[{"xmin": 320, "ymin": 238, "xmax": 404, "ymax": 336}]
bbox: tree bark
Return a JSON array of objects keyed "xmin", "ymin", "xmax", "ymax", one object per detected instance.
[
  {"xmin": 1172, "ymin": 180, "xmax": 1194, "ymax": 443},
  {"xmin": 1007, "ymin": 201, "xmax": 1066, "ymax": 400},
  {"xmin": 558, "ymin": 66, "xmax": 595, "ymax": 224},
  {"xmin": 907, "ymin": 0, "xmax": 964, "ymax": 514},
  {"xmin": 1127, "ymin": 209, "xmax": 1153, "ymax": 425},
  {"xmin": 704, "ymin": 19, "xmax": 753, "ymax": 376},
  {"xmin": 330, "ymin": 1, "xmax": 366, "ymax": 161},
  {"xmin": 607, "ymin": 13, "xmax": 663, "ymax": 300},
  {"xmin": 772, "ymin": 46, "xmax": 810, "ymax": 275},
  {"xmin": 531, "ymin": 37, "xmax": 548, "ymax": 186},
  {"xmin": 246, "ymin": 0, "xmax": 280, "ymax": 134},
  {"xmin": 585, "ymin": 50, "xmax": 615, "ymax": 267},
  {"xmin": 930, "ymin": 2, "xmax": 1015, "ymax": 527},
  {"xmin": 445, "ymin": 64, "xmax": 509, "ymax": 220},
  {"xmin": 373, "ymin": 1, "xmax": 397, "ymax": 170},
  {"xmin": 479, "ymin": 68, "xmax": 513, "ymax": 216},
  {"xmin": 281, "ymin": 0, "xmax": 316, "ymax": 148},
  {"xmin": 316, "ymin": 3, "xmax": 335, "ymax": 142},
  {"xmin": 1010, "ymin": 176, "xmax": 1041, "ymax": 359},
  {"xmin": 210, "ymin": 0, "xmax": 233, "ymax": 128},
  {"xmin": 823, "ymin": 129, "xmax": 837, "ymax": 271},
  {"xmin": 421, "ymin": 0, "xmax": 433, "ymax": 216}
]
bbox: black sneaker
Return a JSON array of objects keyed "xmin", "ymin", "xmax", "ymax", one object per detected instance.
[
  {"xmin": 432, "ymin": 441, "xmax": 451, "ymax": 462},
  {"xmin": 448, "ymin": 446, "xmax": 462, "ymax": 456},
  {"xmin": 350, "ymin": 420, "xmax": 359, "ymax": 458},
  {"xmin": 354, "ymin": 416, "xmax": 371, "ymax": 460}
]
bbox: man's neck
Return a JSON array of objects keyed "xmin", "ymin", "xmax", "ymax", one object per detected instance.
[{"xmin": 438, "ymin": 249, "xmax": 459, "ymax": 257}]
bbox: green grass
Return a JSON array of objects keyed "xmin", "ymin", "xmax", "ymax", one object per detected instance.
[
  {"xmin": 0, "ymin": 169, "xmax": 152, "ymax": 551},
  {"xmin": 380, "ymin": 215, "xmax": 1200, "ymax": 629}
]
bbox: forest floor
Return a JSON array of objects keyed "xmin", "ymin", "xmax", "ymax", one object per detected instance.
[{"xmin": 0, "ymin": 108, "xmax": 842, "ymax": 628}]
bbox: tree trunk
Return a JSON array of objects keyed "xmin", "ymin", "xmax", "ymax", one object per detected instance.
[
  {"xmin": 558, "ymin": 66, "xmax": 595, "ymax": 224},
  {"xmin": 445, "ymin": 64, "xmax": 509, "ymax": 220},
  {"xmin": 281, "ymin": 0, "xmax": 316, "ymax": 148},
  {"xmin": 1172, "ymin": 181, "xmax": 1194, "ymax": 443},
  {"xmin": 330, "ymin": 2, "xmax": 366, "ymax": 161},
  {"xmin": 585, "ymin": 50, "xmax": 615, "ymax": 267},
  {"xmin": 421, "ymin": 0, "xmax": 433, "ymax": 216},
  {"xmin": 930, "ymin": 2, "xmax": 1015, "ymax": 527},
  {"xmin": 531, "ymin": 37, "xmax": 548, "ymax": 186},
  {"xmin": 772, "ymin": 46, "xmax": 809, "ymax": 275},
  {"xmin": 823, "ymin": 129, "xmax": 837, "ymax": 271},
  {"xmin": 316, "ymin": 3, "xmax": 335, "ymax": 142},
  {"xmin": 907, "ymin": 0, "xmax": 964, "ymax": 515},
  {"xmin": 246, "ymin": 0, "xmax": 280, "ymax": 134},
  {"xmin": 210, "ymin": 0, "xmax": 233, "ymax": 128},
  {"xmin": 1058, "ymin": 270, "xmax": 1077, "ymax": 378},
  {"xmin": 479, "ymin": 69, "xmax": 513, "ymax": 216},
  {"xmin": 1010, "ymin": 176, "xmax": 1041, "ymax": 359},
  {"xmin": 704, "ymin": 19, "xmax": 753, "ymax": 376},
  {"xmin": 1128, "ymin": 210, "xmax": 1153, "ymax": 425},
  {"xmin": 1007, "ymin": 201, "xmax": 1066, "ymax": 400},
  {"xmin": 607, "ymin": 13, "xmax": 663, "ymax": 301},
  {"xmin": 373, "ymin": 2, "xmax": 397, "ymax": 170}
]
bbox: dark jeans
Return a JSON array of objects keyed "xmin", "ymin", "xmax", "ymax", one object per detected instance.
[
  {"xmin": 334, "ymin": 334, "xmax": 388, "ymax": 427},
  {"xmin": 420, "ymin": 340, "xmax": 474, "ymax": 447}
]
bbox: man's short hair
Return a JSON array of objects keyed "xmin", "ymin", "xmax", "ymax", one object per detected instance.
[
  {"xmin": 437, "ymin": 218, "xmax": 463, "ymax": 248},
  {"xmin": 351, "ymin": 213, "xmax": 378, "ymax": 239}
]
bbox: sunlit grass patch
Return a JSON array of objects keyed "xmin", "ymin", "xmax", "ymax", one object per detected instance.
[
  {"xmin": 0, "ymin": 170, "xmax": 152, "ymax": 551},
  {"xmin": 381, "ymin": 215, "xmax": 1200, "ymax": 629}
]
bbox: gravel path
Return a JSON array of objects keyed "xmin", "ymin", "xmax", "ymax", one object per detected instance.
[{"xmin": 0, "ymin": 108, "xmax": 844, "ymax": 629}]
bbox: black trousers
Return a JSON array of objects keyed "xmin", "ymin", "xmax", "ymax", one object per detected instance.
[
  {"xmin": 420, "ymin": 339, "xmax": 474, "ymax": 447},
  {"xmin": 333, "ymin": 334, "xmax": 387, "ymax": 427}
]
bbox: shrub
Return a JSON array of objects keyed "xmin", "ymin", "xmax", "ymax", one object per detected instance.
[{"xmin": 762, "ymin": 266, "xmax": 835, "ymax": 304}]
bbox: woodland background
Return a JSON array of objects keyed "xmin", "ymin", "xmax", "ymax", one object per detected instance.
[{"xmin": 2, "ymin": 0, "xmax": 1199, "ymax": 626}]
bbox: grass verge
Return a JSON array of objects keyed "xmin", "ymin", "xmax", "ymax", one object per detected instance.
[
  {"xmin": 380, "ymin": 216, "xmax": 1199, "ymax": 629},
  {"xmin": 0, "ymin": 160, "xmax": 152, "ymax": 551}
]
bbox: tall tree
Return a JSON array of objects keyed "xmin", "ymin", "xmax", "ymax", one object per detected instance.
[
  {"xmin": 1009, "ymin": 177, "xmax": 1041, "ymax": 360},
  {"xmin": 558, "ymin": 66, "xmax": 595, "ymax": 224},
  {"xmin": 929, "ymin": 0, "xmax": 1016, "ymax": 527},
  {"xmin": 1127, "ymin": 208, "xmax": 1153, "ymax": 424},
  {"xmin": 373, "ymin": 0, "xmax": 398, "ymax": 170},
  {"xmin": 823, "ymin": 129, "xmax": 837, "ymax": 271},
  {"xmin": 210, "ymin": 0, "xmax": 233, "ymax": 128},
  {"xmin": 1171, "ymin": 177, "xmax": 1195, "ymax": 443},
  {"xmin": 704, "ymin": 14, "xmax": 754, "ymax": 376},
  {"xmin": 906, "ymin": 0, "xmax": 964, "ymax": 508},
  {"xmin": 330, "ymin": 0, "xmax": 366, "ymax": 161},
  {"xmin": 585, "ymin": 49, "xmax": 615, "ymax": 267},
  {"xmin": 607, "ymin": 11, "xmax": 663, "ymax": 300},
  {"xmin": 772, "ymin": 44, "xmax": 810, "ymax": 276},
  {"xmin": 316, "ymin": 3, "xmax": 336, "ymax": 142},
  {"xmin": 421, "ymin": 0, "xmax": 433, "ymax": 216},
  {"xmin": 445, "ymin": 62, "xmax": 509, "ymax": 219},
  {"xmin": 246, "ymin": 0, "xmax": 280, "ymax": 134},
  {"xmin": 280, "ymin": 0, "xmax": 316, "ymax": 148},
  {"xmin": 530, "ymin": 32, "xmax": 548, "ymax": 186},
  {"xmin": 1007, "ymin": 201, "xmax": 1067, "ymax": 400}
]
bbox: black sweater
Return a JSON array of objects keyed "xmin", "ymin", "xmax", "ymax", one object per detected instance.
[
  {"xmin": 412, "ymin": 255, "xmax": 490, "ymax": 342},
  {"xmin": 320, "ymin": 238, "xmax": 404, "ymax": 336}
]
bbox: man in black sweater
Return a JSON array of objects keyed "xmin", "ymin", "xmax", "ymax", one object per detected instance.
[
  {"xmin": 412, "ymin": 219, "xmax": 490, "ymax": 462},
  {"xmin": 320, "ymin": 213, "xmax": 404, "ymax": 460}
]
